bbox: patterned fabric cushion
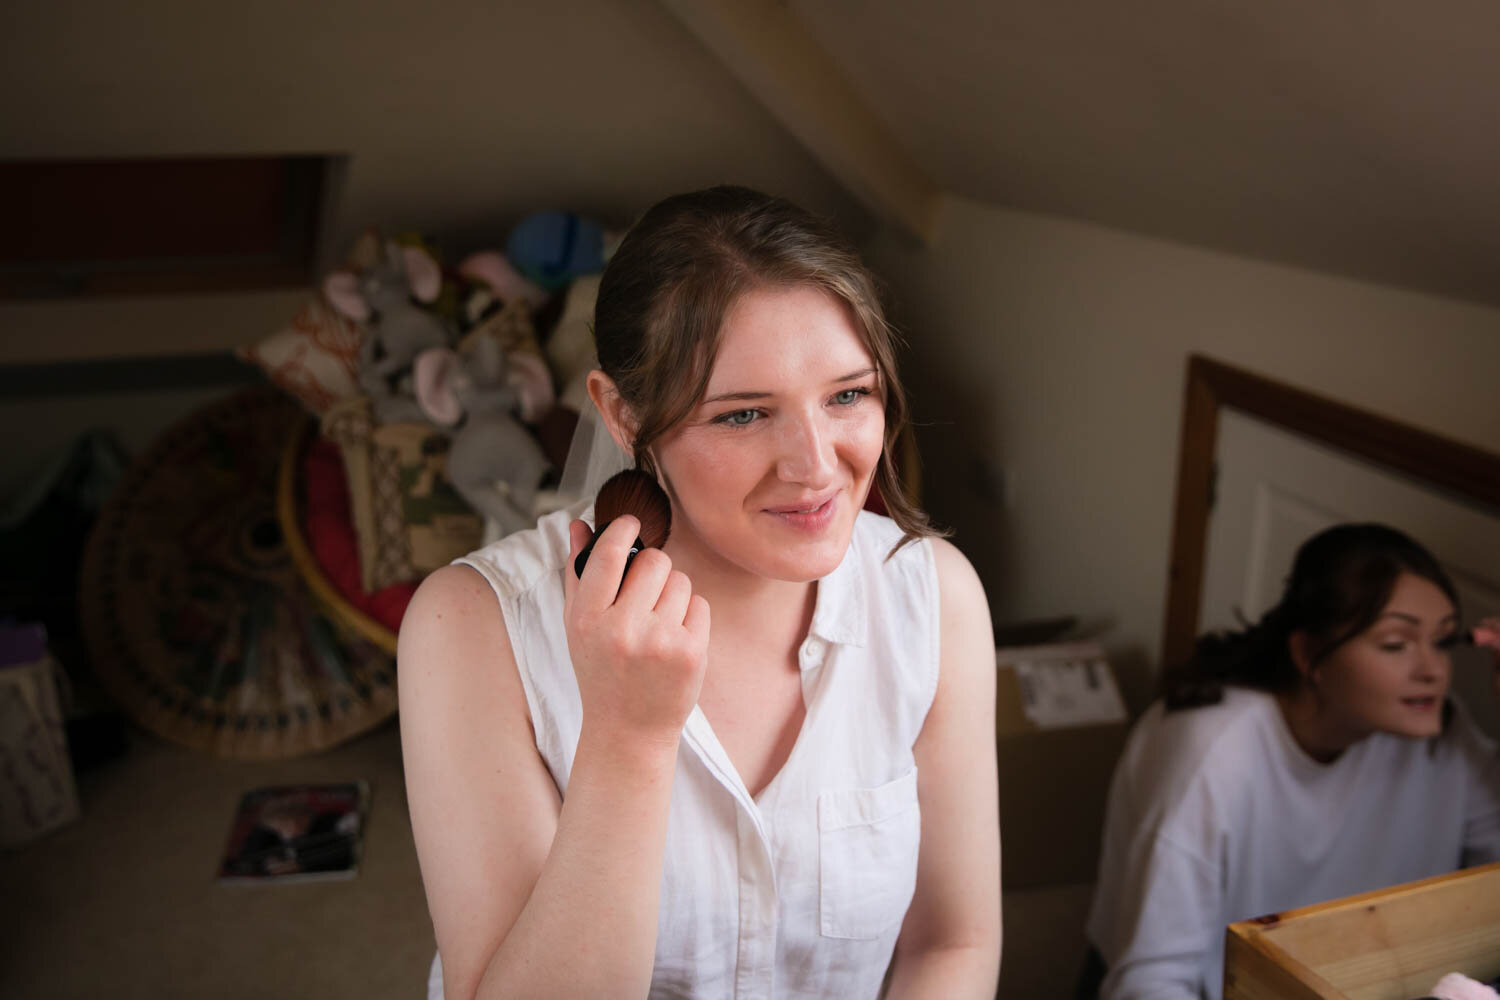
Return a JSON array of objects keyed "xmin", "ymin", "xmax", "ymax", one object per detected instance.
[
  {"xmin": 301, "ymin": 434, "xmax": 416, "ymax": 635},
  {"xmin": 320, "ymin": 396, "xmax": 482, "ymax": 591},
  {"xmin": 238, "ymin": 298, "xmax": 364, "ymax": 414}
]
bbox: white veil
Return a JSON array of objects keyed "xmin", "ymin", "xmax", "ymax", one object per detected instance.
[
  {"xmin": 479, "ymin": 369, "xmax": 632, "ymax": 546},
  {"xmin": 556, "ymin": 381, "xmax": 635, "ymax": 518}
]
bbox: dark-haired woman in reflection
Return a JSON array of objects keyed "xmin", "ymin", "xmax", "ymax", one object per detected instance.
[{"xmin": 1084, "ymin": 523, "xmax": 1500, "ymax": 999}]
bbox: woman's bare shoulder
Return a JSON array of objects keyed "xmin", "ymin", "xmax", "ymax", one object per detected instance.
[
  {"xmin": 928, "ymin": 537, "xmax": 987, "ymax": 623},
  {"xmin": 397, "ymin": 563, "xmax": 524, "ymax": 716},
  {"xmin": 402, "ymin": 560, "xmax": 511, "ymax": 641}
]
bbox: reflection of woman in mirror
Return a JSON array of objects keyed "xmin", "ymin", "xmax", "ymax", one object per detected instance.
[{"xmin": 1084, "ymin": 523, "xmax": 1500, "ymax": 999}]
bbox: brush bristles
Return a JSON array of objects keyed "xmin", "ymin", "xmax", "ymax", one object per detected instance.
[{"xmin": 594, "ymin": 469, "xmax": 672, "ymax": 550}]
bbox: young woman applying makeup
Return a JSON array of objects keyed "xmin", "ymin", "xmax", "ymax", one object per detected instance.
[
  {"xmin": 399, "ymin": 187, "xmax": 1002, "ymax": 999},
  {"xmin": 1083, "ymin": 523, "xmax": 1500, "ymax": 999}
]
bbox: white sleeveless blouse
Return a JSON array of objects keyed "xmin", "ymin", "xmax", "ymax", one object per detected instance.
[{"xmin": 428, "ymin": 503, "xmax": 940, "ymax": 1000}]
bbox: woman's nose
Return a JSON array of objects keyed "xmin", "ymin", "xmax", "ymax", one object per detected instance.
[
  {"xmin": 1416, "ymin": 643, "xmax": 1450, "ymax": 684},
  {"xmin": 775, "ymin": 412, "xmax": 836, "ymax": 486}
]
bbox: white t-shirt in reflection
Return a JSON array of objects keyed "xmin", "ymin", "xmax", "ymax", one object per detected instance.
[{"xmin": 1087, "ymin": 686, "xmax": 1500, "ymax": 1000}]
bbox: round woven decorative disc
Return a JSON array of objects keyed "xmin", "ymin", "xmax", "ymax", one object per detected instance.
[{"xmin": 80, "ymin": 387, "xmax": 399, "ymax": 759}]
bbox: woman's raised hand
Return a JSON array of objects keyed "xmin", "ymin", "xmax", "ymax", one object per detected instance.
[
  {"xmin": 1476, "ymin": 618, "xmax": 1500, "ymax": 653},
  {"xmin": 563, "ymin": 516, "xmax": 711, "ymax": 746},
  {"xmin": 1474, "ymin": 617, "xmax": 1500, "ymax": 700}
]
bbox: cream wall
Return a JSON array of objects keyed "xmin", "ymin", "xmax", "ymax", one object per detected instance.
[
  {"xmin": 0, "ymin": 0, "xmax": 865, "ymax": 363},
  {"xmin": 11, "ymin": 2, "xmax": 1499, "ymax": 692},
  {"xmin": 865, "ymin": 197, "xmax": 1500, "ymax": 705}
]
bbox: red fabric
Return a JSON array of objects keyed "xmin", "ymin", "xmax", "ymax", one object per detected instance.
[{"xmin": 301, "ymin": 435, "xmax": 416, "ymax": 635}]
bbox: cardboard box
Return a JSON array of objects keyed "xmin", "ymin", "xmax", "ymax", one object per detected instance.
[
  {"xmin": 995, "ymin": 641, "xmax": 1130, "ymax": 890},
  {"xmin": 1225, "ymin": 861, "xmax": 1500, "ymax": 999}
]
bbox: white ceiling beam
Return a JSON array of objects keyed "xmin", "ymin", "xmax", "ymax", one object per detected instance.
[{"xmin": 659, "ymin": 0, "xmax": 942, "ymax": 243}]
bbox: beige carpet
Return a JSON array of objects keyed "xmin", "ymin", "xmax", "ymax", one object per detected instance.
[
  {"xmin": 0, "ymin": 719, "xmax": 434, "ymax": 1000},
  {"xmin": 0, "ymin": 712, "xmax": 1096, "ymax": 1000}
]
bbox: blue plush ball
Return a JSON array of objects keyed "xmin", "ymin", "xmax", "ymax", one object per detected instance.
[{"xmin": 506, "ymin": 212, "xmax": 606, "ymax": 291}]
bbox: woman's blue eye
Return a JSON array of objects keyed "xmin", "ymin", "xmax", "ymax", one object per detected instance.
[
  {"xmin": 834, "ymin": 388, "xmax": 870, "ymax": 405},
  {"xmin": 723, "ymin": 409, "xmax": 758, "ymax": 426}
]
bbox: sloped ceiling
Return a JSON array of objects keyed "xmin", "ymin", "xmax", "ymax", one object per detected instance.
[{"xmin": 785, "ymin": 0, "xmax": 1500, "ymax": 306}]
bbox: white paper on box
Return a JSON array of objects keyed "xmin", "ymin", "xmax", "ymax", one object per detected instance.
[
  {"xmin": 1003, "ymin": 643, "xmax": 1127, "ymax": 729},
  {"xmin": 0, "ymin": 657, "xmax": 80, "ymax": 847}
]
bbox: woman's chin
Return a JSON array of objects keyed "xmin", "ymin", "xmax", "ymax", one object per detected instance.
[
  {"xmin": 753, "ymin": 531, "xmax": 855, "ymax": 582},
  {"xmin": 1381, "ymin": 711, "xmax": 1444, "ymax": 741},
  {"xmin": 753, "ymin": 549, "xmax": 848, "ymax": 583}
]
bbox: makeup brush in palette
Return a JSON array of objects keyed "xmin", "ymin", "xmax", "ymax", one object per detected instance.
[{"xmin": 574, "ymin": 469, "xmax": 673, "ymax": 580}]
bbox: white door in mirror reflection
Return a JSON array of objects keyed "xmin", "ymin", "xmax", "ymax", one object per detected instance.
[{"xmin": 1201, "ymin": 407, "xmax": 1500, "ymax": 737}]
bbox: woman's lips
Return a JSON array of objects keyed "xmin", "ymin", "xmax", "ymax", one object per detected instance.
[
  {"xmin": 765, "ymin": 494, "xmax": 838, "ymax": 530},
  {"xmin": 1401, "ymin": 696, "xmax": 1439, "ymax": 711}
]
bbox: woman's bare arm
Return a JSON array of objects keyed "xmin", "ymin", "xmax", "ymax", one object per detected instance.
[
  {"xmin": 886, "ymin": 538, "xmax": 1003, "ymax": 998},
  {"xmin": 400, "ymin": 516, "xmax": 708, "ymax": 1000}
]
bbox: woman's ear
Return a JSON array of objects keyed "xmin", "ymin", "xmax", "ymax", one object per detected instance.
[
  {"xmin": 1288, "ymin": 630, "xmax": 1316, "ymax": 680},
  {"xmin": 585, "ymin": 370, "xmax": 639, "ymax": 457}
]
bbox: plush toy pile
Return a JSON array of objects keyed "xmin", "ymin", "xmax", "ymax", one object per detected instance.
[{"xmin": 240, "ymin": 212, "xmax": 617, "ymax": 618}]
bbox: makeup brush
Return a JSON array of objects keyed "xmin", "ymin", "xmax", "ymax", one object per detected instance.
[
  {"xmin": 1445, "ymin": 630, "xmax": 1476, "ymax": 650},
  {"xmin": 1443, "ymin": 626, "xmax": 1500, "ymax": 652},
  {"xmin": 574, "ymin": 469, "xmax": 673, "ymax": 580}
]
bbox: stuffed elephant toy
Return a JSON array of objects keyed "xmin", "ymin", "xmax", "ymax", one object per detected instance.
[
  {"xmin": 412, "ymin": 339, "xmax": 551, "ymax": 539},
  {"xmin": 324, "ymin": 241, "xmax": 452, "ymax": 424}
]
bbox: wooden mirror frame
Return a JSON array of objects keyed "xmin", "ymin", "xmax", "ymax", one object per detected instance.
[{"xmin": 1160, "ymin": 354, "xmax": 1500, "ymax": 672}]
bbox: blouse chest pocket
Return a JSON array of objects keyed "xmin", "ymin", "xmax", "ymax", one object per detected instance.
[{"xmin": 817, "ymin": 767, "xmax": 921, "ymax": 940}]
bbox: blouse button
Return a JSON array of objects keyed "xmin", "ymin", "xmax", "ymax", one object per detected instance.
[{"xmin": 801, "ymin": 637, "xmax": 825, "ymax": 662}]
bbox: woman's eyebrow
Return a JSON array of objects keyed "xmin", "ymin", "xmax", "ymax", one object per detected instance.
[
  {"xmin": 1377, "ymin": 611, "xmax": 1458, "ymax": 625},
  {"xmin": 701, "ymin": 389, "xmax": 770, "ymax": 404},
  {"xmin": 700, "ymin": 368, "xmax": 878, "ymax": 405}
]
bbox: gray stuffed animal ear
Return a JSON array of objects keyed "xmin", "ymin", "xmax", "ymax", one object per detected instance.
[
  {"xmin": 323, "ymin": 271, "xmax": 370, "ymax": 323},
  {"xmin": 413, "ymin": 347, "xmax": 464, "ymax": 427}
]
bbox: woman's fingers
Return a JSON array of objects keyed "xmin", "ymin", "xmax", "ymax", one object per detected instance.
[
  {"xmin": 563, "ymin": 534, "xmax": 709, "ymax": 741},
  {"xmin": 614, "ymin": 547, "xmax": 673, "ymax": 618},
  {"xmin": 683, "ymin": 594, "xmax": 711, "ymax": 648},
  {"xmin": 563, "ymin": 519, "xmax": 594, "ymax": 605},
  {"xmin": 1474, "ymin": 618, "xmax": 1500, "ymax": 674},
  {"xmin": 559, "ymin": 501, "xmax": 707, "ymax": 741},
  {"xmin": 571, "ymin": 517, "xmax": 689, "ymax": 628},
  {"xmin": 1474, "ymin": 617, "xmax": 1500, "ymax": 651},
  {"xmin": 572, "ymin": 515, "xmax": 641, "ymax": 614},
  {"xmin": 652, "ymin": 570, "xmax": 693, "ymax": 626}
]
